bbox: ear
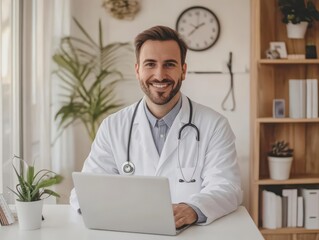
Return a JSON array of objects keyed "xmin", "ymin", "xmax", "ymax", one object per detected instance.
[
  {"xmin": 135, "ymin": 63, "xmax": 139, "ymax": 79},
  {"xmin": 181, "ymin": 63, "xmax": 187, "ymax": 81}
]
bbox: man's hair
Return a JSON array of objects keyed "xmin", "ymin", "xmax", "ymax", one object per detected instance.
[{"xmin": 134, "ymin": 25, "xmax": 188, "ymax": 65}]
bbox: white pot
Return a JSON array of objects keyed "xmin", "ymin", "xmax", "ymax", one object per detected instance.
[
  {"xmin": 268, "ymin": 156, "xmax": 293, "ymax": 180},
  {"xmin": 286, "ymin": 22, "xmax": 308, "ymax": 39},
  {"xmin": 15, "ymin": 199, "xmax": 44, "ymax": 230}
]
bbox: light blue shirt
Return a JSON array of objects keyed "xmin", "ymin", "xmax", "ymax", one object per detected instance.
[{"xmin": 143, "ymin": 97, "xmax": 207, "ymax": 223}]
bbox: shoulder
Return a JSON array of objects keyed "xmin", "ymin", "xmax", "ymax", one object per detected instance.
[{"xmin": 99, "ymin": 100, "xmax": 141, "ymax": 130}]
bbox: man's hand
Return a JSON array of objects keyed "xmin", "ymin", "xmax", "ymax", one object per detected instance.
[{"xmin": 173, "ymin": 203, "xmax": 198, "ymax": 228}]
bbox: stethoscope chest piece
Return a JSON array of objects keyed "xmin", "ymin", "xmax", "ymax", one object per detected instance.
[{"xmin": 122, "ymin": 161, "xmax": 135, "ymax": 175}]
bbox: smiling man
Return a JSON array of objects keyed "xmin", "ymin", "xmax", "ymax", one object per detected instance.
[{"xmin": 70, "ymin": 26, "xmax": 243, "ymax": 228}]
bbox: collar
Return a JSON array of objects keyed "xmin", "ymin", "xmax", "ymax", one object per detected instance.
[{"xmin": 144, "ymin": 97, "xmax": 182, "ymax": 128}]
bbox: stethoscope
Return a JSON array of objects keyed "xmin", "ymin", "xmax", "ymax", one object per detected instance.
[{"xmin": 121, "ymin": 97, "xmax": 200, "ymax": 183}]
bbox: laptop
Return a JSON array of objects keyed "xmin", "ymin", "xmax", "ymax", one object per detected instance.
[{"xmin": 72, "ymin": 172, "xmax": 191, "ymax": 235}]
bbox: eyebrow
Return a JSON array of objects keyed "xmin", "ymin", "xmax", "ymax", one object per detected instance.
[{"xmin": 142, "ymin": 59, "xmax": 179, "ymax": 64}]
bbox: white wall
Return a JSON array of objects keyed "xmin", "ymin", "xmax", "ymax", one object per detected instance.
[{"xmin": 69, "ymin": 0, "xmax": 251, "ymax": 209}]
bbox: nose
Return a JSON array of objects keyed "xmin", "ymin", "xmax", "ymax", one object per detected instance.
[{"xmin": 154, "ymin": 67, "xmax": 165, "ymax": 81}]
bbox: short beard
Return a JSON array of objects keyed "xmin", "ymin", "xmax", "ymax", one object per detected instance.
[{"xmin": 140, "ymin": 78, "xmax": 182, "ymax": 105}]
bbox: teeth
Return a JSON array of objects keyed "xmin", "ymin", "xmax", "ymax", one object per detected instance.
[{"xmin": 152, "ymin": 83, "xmax": 168, "ymax": 88}]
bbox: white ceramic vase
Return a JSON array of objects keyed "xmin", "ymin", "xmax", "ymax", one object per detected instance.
[
  {"xmin": 268, "ymin": 156, "xmax": 293, "ymax": 180},
  {"xmin": 286, "ymin": 22, "xmax": 308, "ymax": 39},
  {"xmin": 15, "ymin": 199, "xmax": 44, "ymax": 230}
]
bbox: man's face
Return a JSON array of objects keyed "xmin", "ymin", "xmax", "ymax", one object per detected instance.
[{"xmin": 135, "ymin": 40, "xmax": 187, "ymax": 105}]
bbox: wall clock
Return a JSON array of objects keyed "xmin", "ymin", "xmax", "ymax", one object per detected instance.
[{"xmin": 176, "ymin": 6, "xmax": 221, "ymax": 51}]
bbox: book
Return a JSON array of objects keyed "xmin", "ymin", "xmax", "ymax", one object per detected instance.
[
  {"xmin": 302, "ymin": 189, "xmax": 319, "ymax": 229},
  {"xmin": 306, "ymin": 79, "xmax": 313, "ymax": 118},
  {"xmin": 0, "ymin": 194, "xmax": 15, "ymax": 225},
  {"xmin": 297, "ymin": 196, "xmax": 304, "ymax": 227},
  {"xmin": 262, "ymin": 190, "xmax": 276, "ymax": 229},
  {"xmin": 312, "ymin": 79, "xmax": 318, "ymax": 118},
  {"xmin": 289, "ymin": 79, "xmax": 306, "ymax": 118},
  {"xmin": 282, "ymin": 196, "xmax": 288, "ymax": 228}
]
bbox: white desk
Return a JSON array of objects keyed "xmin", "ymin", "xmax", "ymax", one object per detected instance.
[{"xmin": 0, "ymin": 205, "xmax": 263, "ymax": 240}]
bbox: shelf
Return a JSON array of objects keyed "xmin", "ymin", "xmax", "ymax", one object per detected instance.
[
  {"xmin": 257, "ymin": 118, "xmax": 319, "ymax": 123},
  {"xmin": 261, "ymin": 228, "xmax": 319, "ymax": 235},
  {"xmin": 257, "ymin": 176, "xmax": 319, "ymax": 185},
  {"xmin": 258, "ymin": 59, "xmax": 319, "ymax": 65}
]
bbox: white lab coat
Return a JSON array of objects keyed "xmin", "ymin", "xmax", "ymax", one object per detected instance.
[{"xmin": 70, "ymin": 94, "xmax": 242, "ymax": 225}]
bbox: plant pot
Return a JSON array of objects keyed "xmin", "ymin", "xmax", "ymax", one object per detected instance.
[
  {"xmin": 15, "ymin": 199, "xmax": 44, "ymax": 230},
  {"xmin": 268, "ymin": 156, "xmax": 293, "ymax": 180},
  {"xmin": 286, "ymin": 22, "xmax": 308, "ymax": 39}
]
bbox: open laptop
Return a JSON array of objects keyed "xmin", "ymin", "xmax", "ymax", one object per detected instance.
[{"xmin": 72, "ymin": 172, "xmax": 191, "ymax": 235}]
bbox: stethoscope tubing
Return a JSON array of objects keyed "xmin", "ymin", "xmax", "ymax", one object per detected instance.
[{"xmin": 123, "ymin": 97, "xmax": 200, "ymax": 183}]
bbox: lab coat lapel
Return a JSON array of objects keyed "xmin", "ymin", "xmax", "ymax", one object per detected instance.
[
  {"xmin": 134, "ymin": 99, "xmax": 159, "ymax": 173},
  {"xmin": 155, "ymin": 95, "xmax": 190, "ymax": 174}
]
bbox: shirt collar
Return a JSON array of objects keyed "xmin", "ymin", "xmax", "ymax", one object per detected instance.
[{"xmin": 144, "ymin": 97, "xmax": 182, "ymax": 128}]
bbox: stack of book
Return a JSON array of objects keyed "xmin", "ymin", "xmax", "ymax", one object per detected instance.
[
  {"xmin": 262, "ymin": 188, "xmax": 319, "ymax": 229},
  {"xmin": 289, "ymin": 79, "xmax": 318, "ymax": 119},
  {"xmin": 0, "ymin": 194, "xmax": 15, "ymax": 226}
]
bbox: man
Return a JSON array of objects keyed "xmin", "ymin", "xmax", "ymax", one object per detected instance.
[{"xmin": 70, "ymin": 25, "xmax": 242, "ymax": 228}]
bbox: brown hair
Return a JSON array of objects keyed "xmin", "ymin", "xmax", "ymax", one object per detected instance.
[{"xmin": 134, "ymin": 25, "xmax": 188, "ymax": 65}]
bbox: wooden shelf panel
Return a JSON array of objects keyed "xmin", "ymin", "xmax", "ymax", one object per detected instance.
[
  {"xmin": 261, "ymin": 228, "xmax": 319, "ymax": 235},
  {"xmin": 257, "ymin": 176, "xmax": 319, "ymax": 185},
  {"xmin": 257, "ymin": 118, "xmax": 319, "ymax": 123},
  {"xmin": 258, "ymin": 59, "xmax": 319, "ymax": 65}
]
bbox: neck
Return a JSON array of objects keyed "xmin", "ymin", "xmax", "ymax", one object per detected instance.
[{"xmin": 145, "ymin": 93, "xmax": 181, "ymax": 119}]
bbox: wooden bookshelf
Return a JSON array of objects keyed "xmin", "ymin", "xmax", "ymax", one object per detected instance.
[{"xmin": 250, "ymin": 0, "xmax": 319, "ymax": 239}]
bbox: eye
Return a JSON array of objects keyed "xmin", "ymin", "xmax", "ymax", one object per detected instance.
[
  {"xmin": 164, "ymin": 62, "xmax": 177, "ymax": 68},
  {"xmin": 144, "ymin": 62, "xmax": 156, "ymax": 68}
]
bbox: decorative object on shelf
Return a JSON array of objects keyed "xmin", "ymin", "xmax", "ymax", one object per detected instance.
[
  {"xmin": 176, "ymin": 6, "xmax": 220, "ymax": 51},
  {"xmin": 273, "ymin": 99, "xmax": 285, "ymax": 118},
  {"xmin": 267, "ymin": 141, "xmax": 293, "ymax": 180},
  {"xmin": 278, "ymin": 0, "xmax": 319, "ymax": 39},
  {"xmin": 102, "ymin": 0, "xmax": 140, "ymax": 20},
  {"xmin": 287, "ymin": 54, "xmax": 306, "ymax": 59},
  {"xmin": 270, "ymin": 42, "xmax": 287, "ymax": 58},
  {"xmin": 265, "ymin": 49, "xmax": 280, "ymax": 59},
  {"xmin": 306, "ymin": 44, "xmax": 317, "ymax": 59},
  {"xmin": 53, "ymin": 18, "xmax": 133, "ymax": 141},
  {"xmin": 8, "ymin": 155, "xmax": 63, "ymax": 230}
]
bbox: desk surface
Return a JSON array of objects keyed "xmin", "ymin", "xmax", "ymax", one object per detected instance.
[{"xmin": 0, "ymin": 205, "xmax": 263, "ymax": 240}]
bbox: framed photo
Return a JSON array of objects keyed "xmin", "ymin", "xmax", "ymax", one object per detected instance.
[
  {"xmin": 273, "ymin": 99, "xmax": 285, "ymax": 118},
  {"xmin": 270, "ymin": 42, "xmax": 287, "ymax": 59}
]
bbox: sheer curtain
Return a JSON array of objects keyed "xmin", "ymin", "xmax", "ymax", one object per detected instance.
[
  {"xmin": 21, "ymin": 0, "xmax": 72, "ymax": 203},
  {"xmin": 0, "ymin": 0, "xmax": 23, "ymax": 203}
]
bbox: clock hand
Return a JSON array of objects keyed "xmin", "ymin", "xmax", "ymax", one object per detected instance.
[{"xmin": 188, "ymin": 22, "xmax": 206, "ymax": 36}]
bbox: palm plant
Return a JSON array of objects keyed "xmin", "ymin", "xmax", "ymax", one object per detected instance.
[{"xmin": 53, "ymin": 18, "xmax": 133, "ymax": 141}]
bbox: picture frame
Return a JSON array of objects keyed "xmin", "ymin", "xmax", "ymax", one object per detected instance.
[
  {"xmin": 270, "ymin": 42, "xmax": 287, "ymax": 59},
  {"xmin": 273, "ymin": 99, "xmax": 285, "ymax": 118}
]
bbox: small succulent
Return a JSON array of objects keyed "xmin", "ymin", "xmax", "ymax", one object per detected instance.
[{"xmin": 268, "ymin": 141, "xmax": 293, "ymax": 157}]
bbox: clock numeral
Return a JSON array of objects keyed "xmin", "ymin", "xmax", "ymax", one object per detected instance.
[
  {"xmin": 204, "ymin": 41, "xmax": 208, "ymax": 46},
  {"xmin": 188, "ymin": 12, "xmax": 192, "ymax": 17},
  {"xmin": 182, "ymin": 19, "xmax": 187, "ymax": 24},
  {"xmin": 195, "ymin": 11, "xmax": 200, "ymax": 16},
  {"xmin": 212, "ymin": 28, "xmax": 216, "ymax": 32},
  {"xmin": 180, "ymin": 27, "xmax": 184, "ymax": 32},
  {"xmin": 210, "ymin": 36, "xmax": 214, "ymax": 40},
  {"xmin": 210, "ymin": 18, "xmax": 214, "ymax": 23},
  {"xmin": 196, "ymin": 43, "xmax": 199, "ymax": 48}
]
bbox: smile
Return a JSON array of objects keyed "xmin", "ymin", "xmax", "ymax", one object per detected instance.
[{"xmin": 151, "ymin": 83, "xmax": 171, "ymax": 88}]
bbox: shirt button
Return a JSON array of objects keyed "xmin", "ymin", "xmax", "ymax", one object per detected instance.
[{"xmin": 160, "ymin": 134, "xmax": 164, "ymax": 138}]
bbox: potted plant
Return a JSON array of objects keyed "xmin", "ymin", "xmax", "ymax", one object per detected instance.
[
  {"xmin": 278, "ymin": 0, "xmax": 319, "ymax": 38},
  {"xmin": 53, "ymin": 18, "xmax": 134, "ymax": 141},
  {"xmin": 8, "ymin": 155, "xmax": 63, "ymax": 230},
  {"xmin": 268, "ymin": 140, "xmax": 294, "ymax": 180}
]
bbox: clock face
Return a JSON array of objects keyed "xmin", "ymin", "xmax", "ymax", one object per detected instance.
[{"xmin": 176, "ymin": 6, "xmax": 220, "ymax": 51}]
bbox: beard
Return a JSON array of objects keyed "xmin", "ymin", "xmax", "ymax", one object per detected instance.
[{"xmin": 139, "ymin": 78, "xmax": 182, "ymax": 105}]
